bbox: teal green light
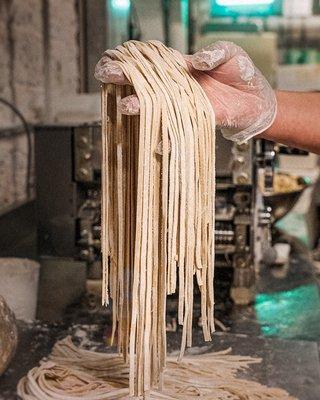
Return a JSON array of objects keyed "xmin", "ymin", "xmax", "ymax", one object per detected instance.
[
  {"xmin": 217, "ymin": 0, "xmax": 274, "ymax": 5},
  {"xmin": 255, "ymin": 284, "xmax": 320, "ymax": 340},
  {"xmin": 211, "ymin": 0, "xmax": 281, "ymax": 17},
  {"xmin": 181, "ymin": 0, "xmax": 189, "ymax": 28},
  {"xmin": 111, "ymin": 0, "xmax": 131, "ymax": 12}
]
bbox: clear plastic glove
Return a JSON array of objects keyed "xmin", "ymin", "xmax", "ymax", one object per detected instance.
[{"xmin": 94, "ymin": 41, "xmax": 277, "ymax": 143}]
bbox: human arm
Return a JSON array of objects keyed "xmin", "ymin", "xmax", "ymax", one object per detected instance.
[{"xmin": 258, "ymin": 91, "xmax": 320, "ymax": 154}]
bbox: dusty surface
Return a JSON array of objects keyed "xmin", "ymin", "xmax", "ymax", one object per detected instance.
[{"xmin": 0, "ymin": 317, "xmax": 319, "ymax": 400}]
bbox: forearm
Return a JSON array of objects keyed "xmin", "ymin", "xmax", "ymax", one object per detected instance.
[{"xmin": 259, "ymin": 91, "xmax": 320, "ymax": 154}]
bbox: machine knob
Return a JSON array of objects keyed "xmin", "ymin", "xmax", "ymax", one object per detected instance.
[
  {"xmin": 236, "ymin": 173, "xmax": 249, "ymax": 184},
  {"xmin": 259, "ymin": 207, "xmax": 272, "ymax": 226},
  {"xmin": 235, "ymin": 257, "xmax": 247, "ymax": 269},
  {"xmin": 79, "ymin": 136, "xmax": 89, "ymax": 146},
  {"xmin": 232, "ymin": 156, "xmax": 245, "ymax": 170},
  {"xmin": 80, "ymin": 249, "xmax": 90, "ymax": 260},
  {"xmin": 79, "ymin": 167, "xmax": 89, "ymax": 176}
]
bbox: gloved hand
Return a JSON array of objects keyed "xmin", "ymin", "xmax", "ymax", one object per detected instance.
[{"xmin": 95, "ymin": 41, "xmax": 277, "ymax": 143}]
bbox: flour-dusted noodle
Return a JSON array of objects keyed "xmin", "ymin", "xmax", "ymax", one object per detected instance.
[
  {"xmin": 100, "ymin": 41, "xmax": 216, "ymax": 396},
  {"xmin": 17, "ymin": 337, "xmax": 297, "ymax": 400}
]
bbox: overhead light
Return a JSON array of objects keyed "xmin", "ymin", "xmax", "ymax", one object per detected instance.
[
  {"xmin": 216, "ymin": 0, "xmax": 275, "ymax": 5},
  {"xmin": 111, "ymin": 0, "xmax": 131, "ymax": 11}
]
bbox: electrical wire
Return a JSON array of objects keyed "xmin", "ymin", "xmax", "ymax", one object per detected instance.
[{"xmin": 0, "ymin": 97, "xmax": 32, "ymax": 200}]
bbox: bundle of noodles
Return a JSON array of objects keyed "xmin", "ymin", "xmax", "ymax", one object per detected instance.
[
  {"xmin": 100, "ymin": 41, "xmax": 216, "ymax": 396},
  {"xmin": 17, "ymin": 336, "xmax": 297, "ymax": 400}
]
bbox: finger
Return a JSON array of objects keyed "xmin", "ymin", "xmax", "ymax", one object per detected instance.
[
  {"xmin": 94, "ymin": 56, "xmax": 130, "ymax": 85},
  {"xmin": 118, "ymin": 94, "xmax": 140, "ymax": 115},
  {"xmin": 191, "ymin": 42, "xmax": 258, "ymax": 89},
  {"xmin": 190, "ymin": 48, "xmax": 226, "ymax": 71},
  {"xmin": 204, "ymin": 55, "xmax": 256, "ymax": 88},
  {"xmin": 190, "ymin": 41, "xmax": 246, "ymax": 71}
]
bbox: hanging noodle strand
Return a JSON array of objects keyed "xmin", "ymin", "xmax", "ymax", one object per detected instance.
[{"xmin": 101, "ymin": 40, "xmax": 216, "ymax": 396}]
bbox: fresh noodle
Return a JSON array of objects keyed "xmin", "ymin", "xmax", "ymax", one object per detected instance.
[
  {"xmin": 100, "ymin": 40, "xmax": 215, "ymax": 396},
  {"xmin": 17, "ymin": 336, "xmax": 297, "ymax": 400}
]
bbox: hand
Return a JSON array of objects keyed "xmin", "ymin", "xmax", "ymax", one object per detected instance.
[{"xmin": 95, "ymin": 41, "xmax": 277, "ymax": 143}]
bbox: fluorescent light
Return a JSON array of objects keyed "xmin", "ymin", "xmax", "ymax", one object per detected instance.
[{"xmin": 216, "ymin": 0, "xmax": 275, "ymax": 5}]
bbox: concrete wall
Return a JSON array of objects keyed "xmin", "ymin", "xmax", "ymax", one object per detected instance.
[
  {"xmin": 0, "ymin": 0, "xmax": 79, "ymax": 213},
  {"xmin": 47, "ymin": 0, "xmax": 79, "ymax": 118},
  {"xmin": 0, "ymin": 0, "xmax": 45, "ymax": 125},
  {"xmin": 0, "ymin": 131, "xmax": 30, "ymax": 212},
  {"xmin": 0, "ymin": 1, "xmax": 15, "ymax": 127},
  {"xmin": 11, "ymin": 0, "xmax": 45, "ymax": 123}
]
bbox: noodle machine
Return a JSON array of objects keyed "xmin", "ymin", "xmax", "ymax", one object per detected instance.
[{"xmin": 34, "ymin": 122, "xmax": 280, "ymax": 307}]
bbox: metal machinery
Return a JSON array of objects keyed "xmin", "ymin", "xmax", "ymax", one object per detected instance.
[
  {"xmin": 34, "ymin": 123, "xmax": 277, "ymax": 306},
  {"xmin": 215, "ymin": 135, "xmax": 256, "ymax": 305},
  {"xmin": 35, "ymin": 123, "xmax": 102, "ymax": 280},
  {"xmin": 215, "ymin": 134, "xmax": 276, "ymax": 304}
]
